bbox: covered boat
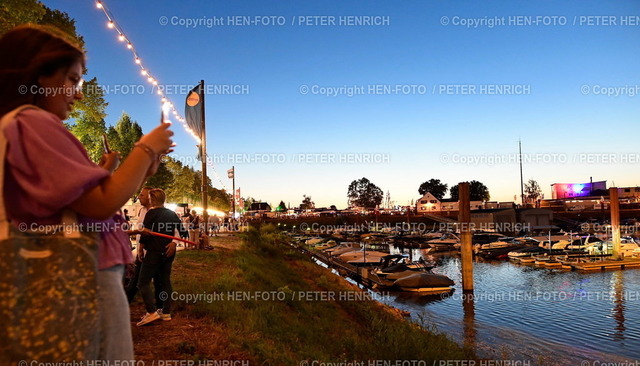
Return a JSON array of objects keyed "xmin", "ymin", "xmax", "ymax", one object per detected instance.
[{"xmin": 393, "ymin": 273, "xmax": 455, "ymax": 293}]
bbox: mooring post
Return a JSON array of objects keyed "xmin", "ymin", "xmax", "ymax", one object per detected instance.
[
  {"xmin": 459, "ymin": 182, "xmax": 474, "ymax": 292},
  {"xmin": 609, "ymin": 187, "xmax": 621, "ymax": 260}
]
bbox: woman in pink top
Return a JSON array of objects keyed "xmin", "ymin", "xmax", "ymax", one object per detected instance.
[{"xmin": 0, "ymin": 25, "xmax": 174, "ymax": 360}]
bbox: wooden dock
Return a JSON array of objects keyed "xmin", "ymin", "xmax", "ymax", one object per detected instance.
[
  {"xmin": 567, "ymin": 258, "xmax": 640, "ymax": 271},
  {"xmin": 291, "ymin": 243, "xmax": 385, "ymax": 289}
]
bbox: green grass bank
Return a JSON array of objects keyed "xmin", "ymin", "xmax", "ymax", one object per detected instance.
[{"xmin": 132, "ymin": 224, "xmax": 474, "ymax": 365}]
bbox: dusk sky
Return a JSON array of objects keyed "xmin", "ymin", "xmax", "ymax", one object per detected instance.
[{"xmin": 44, "ymin": 0, "xmax": 640, "ymax": 209}]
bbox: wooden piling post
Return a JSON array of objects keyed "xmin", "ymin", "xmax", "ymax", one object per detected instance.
[
  {"xmin": 609, "ymin": 187, "xmax": 621, "ymax": 259},
  {"xmin": 459, "ymin": 182, "xmax": 474, "ymax": 291}
]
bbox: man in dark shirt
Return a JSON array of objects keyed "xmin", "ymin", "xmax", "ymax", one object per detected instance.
[{"xmin": 136, "ymin": 188, "xmax": 187, "ymax": 326}]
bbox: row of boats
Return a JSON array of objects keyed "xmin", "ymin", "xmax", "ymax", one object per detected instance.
[
  {"xmin": 293, "ymin": 230, "xmax": 640, "ymax": 292},
  {"xmin": 476, "ymin": 234, "xmax": 640, "ymax": 260},
  {"xmin": 295, "ymin": 236, "xmax": 454, "ymax": 294}
]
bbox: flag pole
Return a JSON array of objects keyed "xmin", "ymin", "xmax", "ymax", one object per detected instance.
[
  {"xmin": 200, "ymin": 80, "xmax": 208, "ymax": 241},
  {"xmin": 232, "ymin": 165, "xmax": 236, "ymax": 219}
]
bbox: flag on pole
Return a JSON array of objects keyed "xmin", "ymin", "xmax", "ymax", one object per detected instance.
[
  {"xmin": 227, "ymin": 167, "xmax": 234, "ymax": 179},
  {"xmin": 185, "ymin": 84, "xmax": 204, "ymax": 138}
]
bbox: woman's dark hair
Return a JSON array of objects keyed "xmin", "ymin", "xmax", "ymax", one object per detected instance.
[{"xmin": 0, "ymin": 24, "xmax": 85, "ymax": 117}]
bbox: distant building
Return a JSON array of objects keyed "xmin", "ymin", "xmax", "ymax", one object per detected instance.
[
  {"xmin": 245, "ymin": 202, "xmax": 272, "ymax": 217},
  {"xmin": 471, "ymin": 208, "xmax": 516, "ymax": 231},
  {"xmin": 469, "ymin": 208, "xmax": 554, "ymax": 234},
  {"xmin": 551, "ymin": 181, "xmax": 607, "ymax": 199},
  {"xmin": 484, "ymin": 201, "xmax": 517, "ymax": 209},
  {"xmin": 416, "ymin": 192, "xmax": 442, "ymax": 212},
  {"xmin": 544, "ymin": 183, "xmax": 640, "ymax": 210},
  {"xmin": 416, "ymin": 192, "xmax": 486, "ymax": 213},
  {"xmin": 517, "ymin": 208, "xmax": 554, "ymax": 231},
  {"xmin": 618, "ymin": 187, "xmax": 640, "ymax": 200}
]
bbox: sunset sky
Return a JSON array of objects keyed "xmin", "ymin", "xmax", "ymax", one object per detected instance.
[{"xmin": 44, "ymin": 0, "xmax": 640, "ymax": 209}]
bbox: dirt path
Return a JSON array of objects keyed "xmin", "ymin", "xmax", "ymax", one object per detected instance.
[{"xmin": 130, "ymin": 234, "xmax": 253, "ymax": 362}]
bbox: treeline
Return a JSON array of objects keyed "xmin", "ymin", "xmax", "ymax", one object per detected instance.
[
  {"xmin": 0, "ymin": 1, "xmax": 230, "ymax": 211},
  {"xmin": 346, "ymin": 177, "xmax": 492, "ymax": 209}
]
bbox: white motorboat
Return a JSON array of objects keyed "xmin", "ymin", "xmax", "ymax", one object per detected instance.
[
  {"xmin": 426, "ymin": 233, "xmax": 460, "ymax": 252},
  {"xmin": 339, "ymin": 250, "xmax": 388, "ymax": 265}
]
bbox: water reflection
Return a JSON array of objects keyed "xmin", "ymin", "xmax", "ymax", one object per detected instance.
[
  {"xmin": 393, "ymin": 289, "xmax": 454, "ymax": 306},
  {"xmin": 611, "ymin": 271, "xmax": 625, "ymax": 342},
  {"xmin": 462, "ymin": 290, "xmax": 476, "ymax": 351},
  {"xmin": 385, "ymin": 251, "xmax": 640, "ymax": 362}
]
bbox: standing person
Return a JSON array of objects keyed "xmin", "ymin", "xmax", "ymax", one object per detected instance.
[
  {"xmin": 208, "ymin": 214, "xmax": 220, "ymax": 236},
  {"xmin": 0, "ymin": 25, "xmax": 174, "ymax": 361},
  {"xmin": 188, "ymin": 209, "xmax": 200, "ymax": 249},
  {"xmin": 136, "ymin": 188, "xmax": 187, "ymax": 325},
  {"xmin": 125, "ymin": 187, "xmax": 152, "ymax": 303},
  {"xmin": 181, "ymin": 208, "xmax": 192, "ymax": 246},
  {"xmin": 125, "ymin": 186, "xmax": 164, "ymax": 309}
]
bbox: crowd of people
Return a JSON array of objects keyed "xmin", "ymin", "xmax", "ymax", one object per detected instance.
[{"xmin": 0, "ymin": 22, "xmax": 252, "ymax": 363}]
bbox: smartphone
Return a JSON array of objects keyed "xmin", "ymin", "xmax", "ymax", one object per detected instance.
[{"xmin": 102, "ymin": 134, "xmax": 111, "ymax": 154}]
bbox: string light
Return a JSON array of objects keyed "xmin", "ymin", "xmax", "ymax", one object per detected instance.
[
  {"xmin": 94, "ymin": 0, "xmax": 199, "ymax": 142},
  {"xmin": 94, "ymin": 0, "xmax": 229, "ymax": 190}
]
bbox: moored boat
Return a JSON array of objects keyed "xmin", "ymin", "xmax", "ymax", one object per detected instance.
[{"xmin": 392, "ymin": 273, "xmax": 455, "ymax": 293}]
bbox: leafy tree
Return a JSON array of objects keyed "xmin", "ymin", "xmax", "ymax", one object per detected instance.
[
  {"xmin": 300, "ymin": 195, "xmax": 315, "ymax": 210},
  {"xmin": 2, "ymin": 3, "xmax": 111, "ymax": 157},
  {"xmin": 163, "ymin": 157, "xmax": 195, "ymax": 202},
  {"xmin": 275, "ymin": 200, "xmax": 287, "ymax": 212},
  {"xmin": 418, "ymin": 179, "xmax": 448, "ymax": 199},
  {"xmin": 192, "ymin": 170, "xmax": 213, "ymax": 206},
  {"xmin": 347, "ymin": 177, "xmax": 383, "ymax": 209},
  {"xmin": 0, "ymin": 0, "xmax": 45, "ymax": 34},
  {"xmin": 158, "ymin": 156, "xmax": 230, "ymax": 211},
  {"xmin": 70, "ymin": 113, "xmax": 106, "ymax": 163},
  {"xmin": 72, "ymin": 78, "xmax": 108, "ymax": 122},
  {"xmin": 524, "ymin": 179, "xmax": 542, "ymax": 204},
  {"xmin": 450, "ymin": 181, "xmax": 490, "ymax": 201},
  {"xmin": 209, "ymin": 188, "xmax": 231, "ymax": 212},
  {"xmin": 244, "ymin": 197, "xmax": 257, "ymax": 212},
  {"xmin": 39, "ymin": 7, "xmax": 84, "ymax": 46},
  {"xmin": 106, "ymin": 113, "xmax": 143, "ymax": 158},
  {"xmin": 146, "ymin": 161, "xmax": 173, "ymax": 191}
]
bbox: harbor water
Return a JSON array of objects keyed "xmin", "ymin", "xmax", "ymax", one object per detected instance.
[{"xmin": 384, "ymin": 248, "xmax": 640, "ymax": 365}]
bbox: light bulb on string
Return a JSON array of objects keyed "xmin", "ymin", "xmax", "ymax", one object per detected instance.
[{"xmin": 95, "ymin": 0, "xmax": 227, "ymax": 189}]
